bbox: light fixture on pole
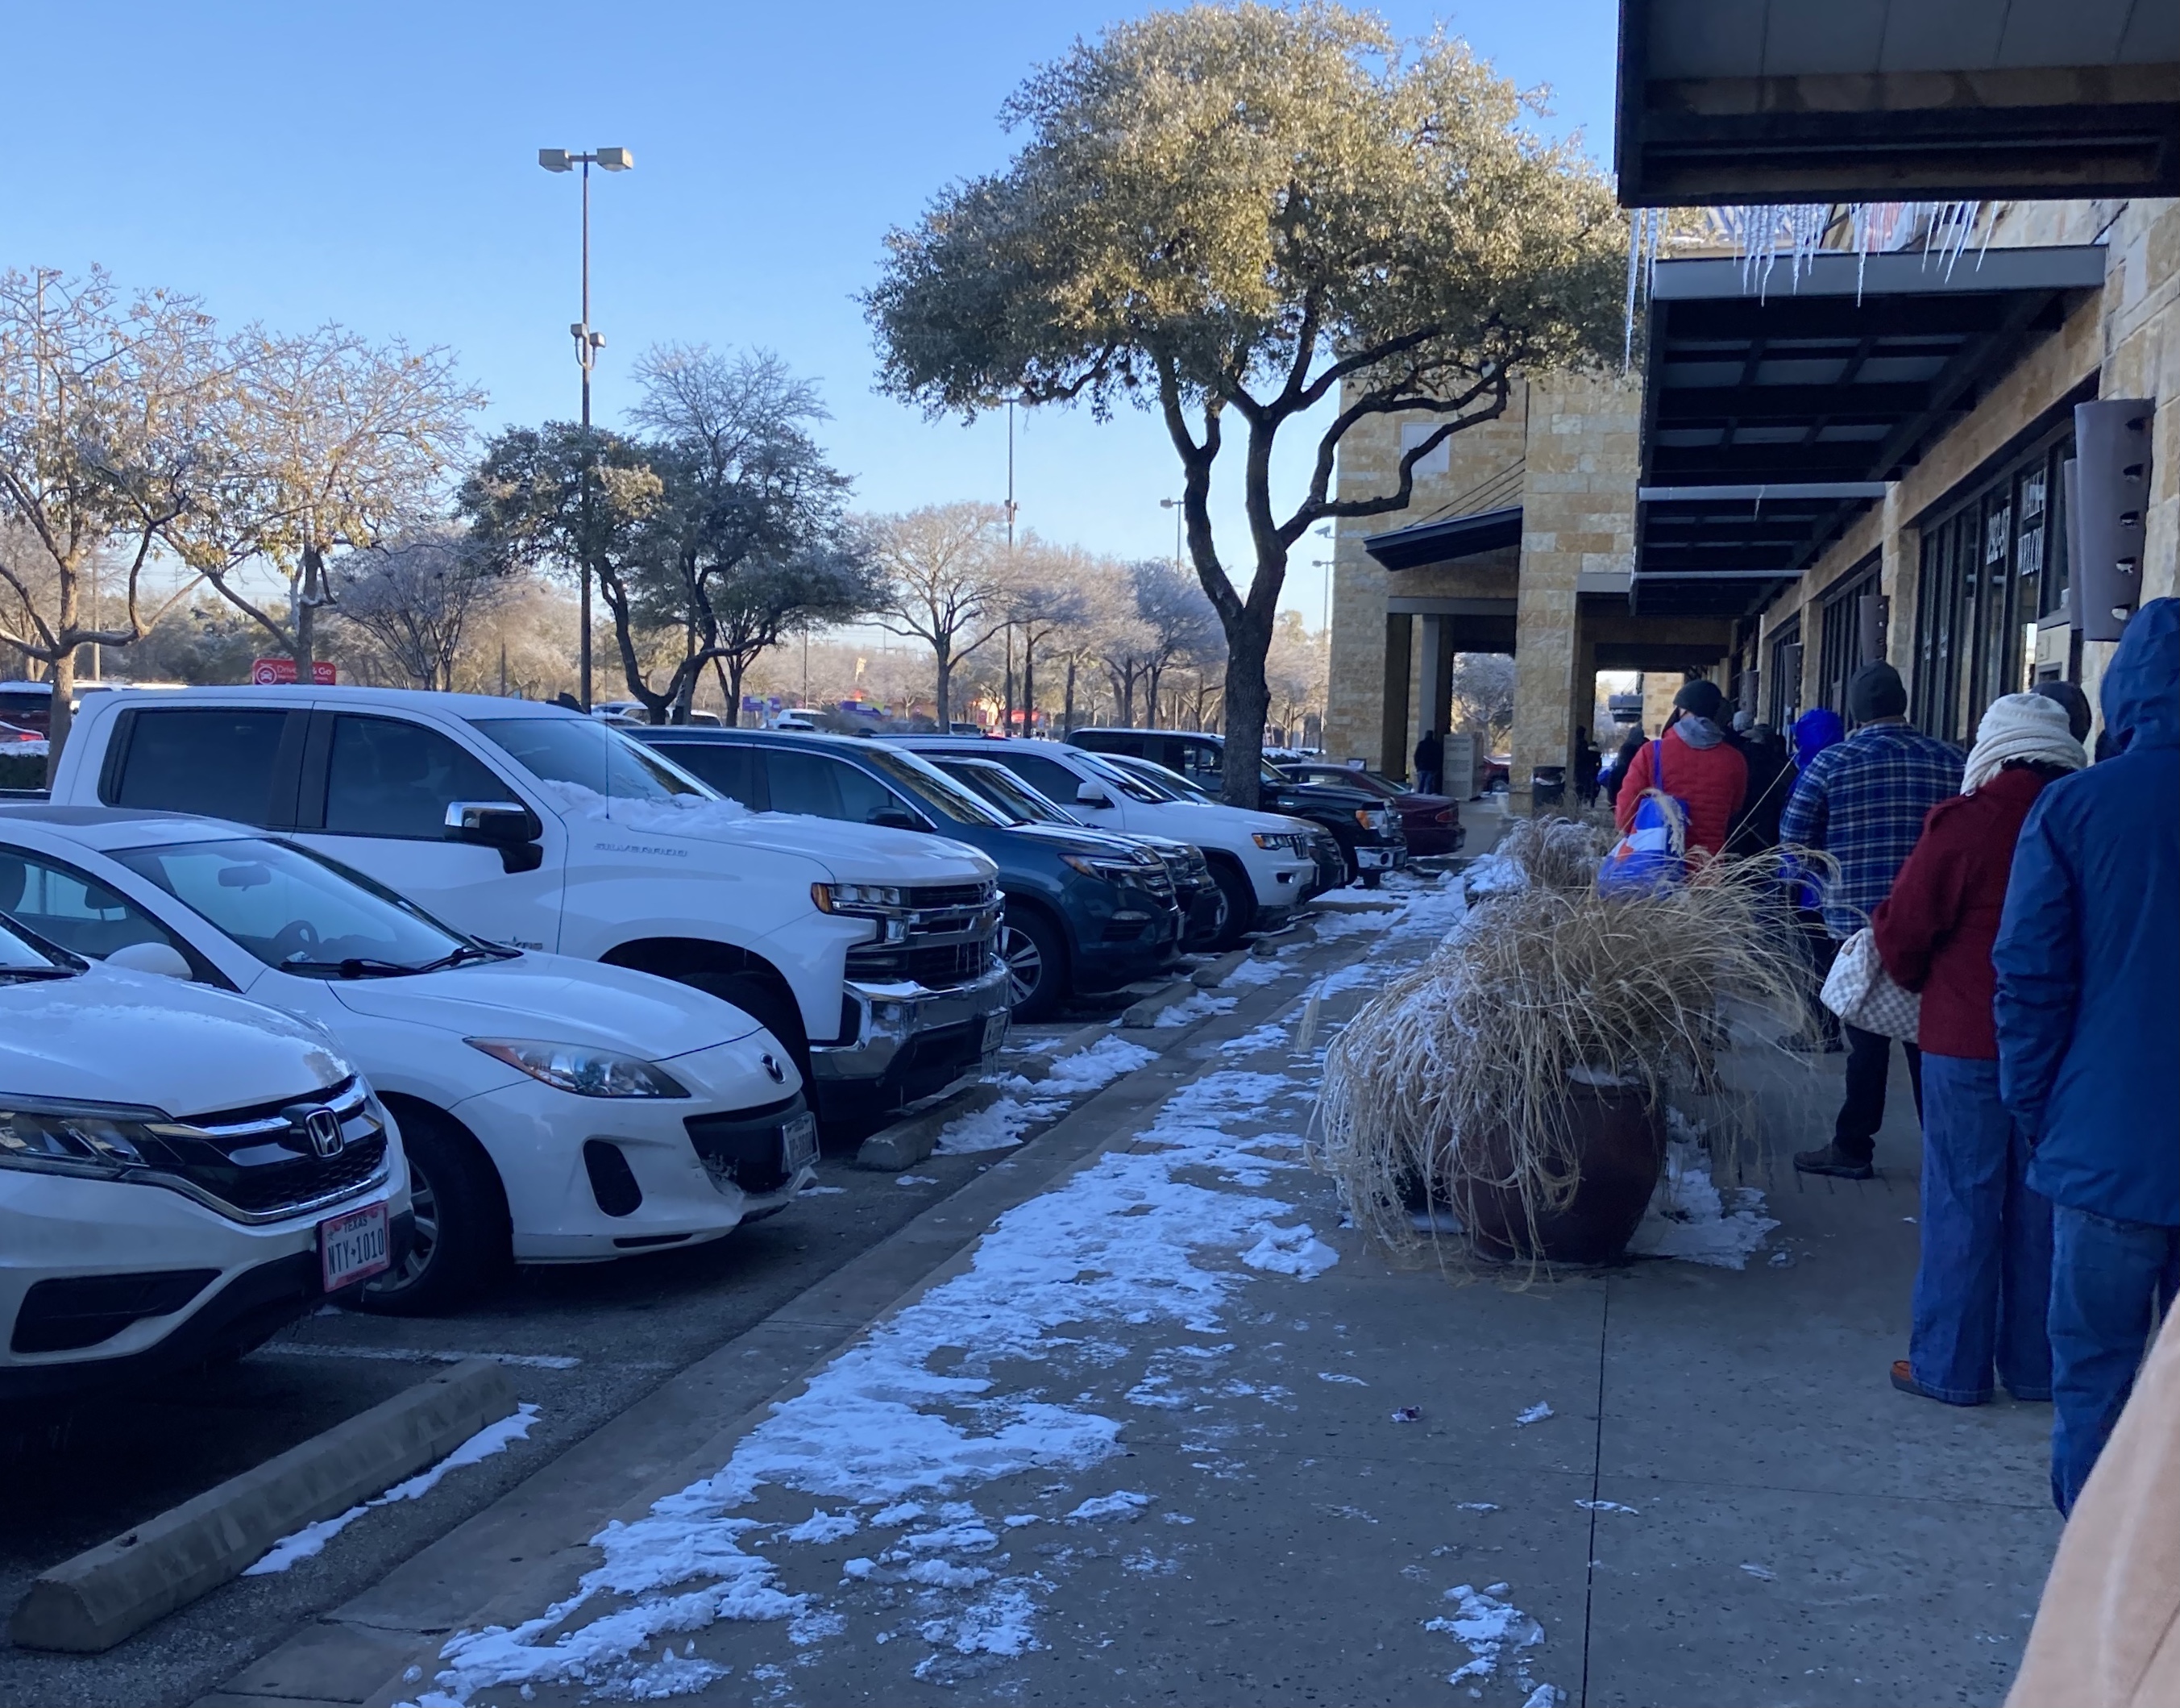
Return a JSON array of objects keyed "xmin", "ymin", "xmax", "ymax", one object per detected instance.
[
  {"xmin": 538, "ymin": 145, "xmax": 634, "ymax": 712},
  {"xmin": 1159, "ymin": 497, "xmax": 1183, "ymax": 573}
]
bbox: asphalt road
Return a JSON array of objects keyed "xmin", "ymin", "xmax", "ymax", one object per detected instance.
[{"xmin": 0, "ymin": 999, "xmax": 1134, "ymax": 1708}]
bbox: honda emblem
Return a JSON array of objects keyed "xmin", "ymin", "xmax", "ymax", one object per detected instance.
[{"xmin": 301, "ymin": 1107, "xmax": 343, "ymax": 1158}]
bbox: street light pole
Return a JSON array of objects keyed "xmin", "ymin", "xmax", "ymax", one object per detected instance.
[
  {"xmin": 1159, "ymin": 497, "xmax": 1183, "ymax": 574},
  {"xmin": 538, "ymin": 146, "xmax": 633, "ymax": 711}
]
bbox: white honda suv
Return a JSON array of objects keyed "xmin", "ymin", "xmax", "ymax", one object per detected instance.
[{"xmin": 0, "ymin": 910, "xmax": 409, "ymax": 1401}]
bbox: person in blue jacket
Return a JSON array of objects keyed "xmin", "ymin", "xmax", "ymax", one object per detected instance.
[{"xmin": 1994, "ymin": 596, "xmax": 2180, "ymax": 1514}]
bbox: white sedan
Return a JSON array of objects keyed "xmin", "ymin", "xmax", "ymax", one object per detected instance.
[
  {"xmin": 0, "ymin": 807, "xmax": 817, "ymax": 1314},
  {"xmin": 0, "ymin": 911, "xmax": 409, "ymax": 1400}
]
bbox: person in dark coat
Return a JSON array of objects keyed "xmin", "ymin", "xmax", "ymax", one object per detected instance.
[
  {"xmin": 1601, "ymin": 725, "xmax": 1645, "ymax": 807},
  {"xmin": 1873, "ymin": 693, "xmax": 2086, "ymax": 1408},
  {"xmin": 1413, "ymin": 729, "xmax": 1443, "ymax": 795},
  {"xmin": 2031, "ymin": 678, "xmax": 2093, "ymax": 746},
  {"xmin": 1572, "ymin": 729, "xmax": 1600, "ymax": 808},
  {"xmin": 1995, "ymin": 596, "xmax": 2180, "ymax": 1514},
  {"xmin": 1779, "ymin": 664, "xmax": 1962, "ymax": 1178},
  {"xmin": 1727, "ymin": 721, "xmax": 1793, "ymax": 855}
]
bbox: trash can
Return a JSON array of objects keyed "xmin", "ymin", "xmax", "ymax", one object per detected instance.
[{"xmin": 1530, "ymin": 765, "xmax": 1567, "ymax": 810}]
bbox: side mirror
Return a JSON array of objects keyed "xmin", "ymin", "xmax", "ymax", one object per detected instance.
[
  {"xmin": 445, "ymin": 800, "xmax": 544, "ymax": 874},
  {"xmin": 106, "ymin": 940, "xmax": 193, "ymax": 981},
  {"xmin": 1074, "ymin": 783, "xmax": 1111, "ymax": 807},
  {"xmin": 869, "ymin": 805, "xmax": 924, "ymax": 832}
]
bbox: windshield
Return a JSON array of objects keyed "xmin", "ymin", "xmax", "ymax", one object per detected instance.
[
  {"xmin": 1072, "ymin": 751, "xmax": 1168, "ymax": 804},
  {"xmin": 855, "ymin": 746, "xmax": 1013, "ymax": 828},
  {"xmin": 934, "ymin": 759, "xmax": 1065, "ymax": 825},
  {"xmin": 0, "ymin": 911, "xmax": 77, "ymax": 979},
  {"xmin": 1104, "ymin": 754, "xmax": 1205, "ymax": 804},
  {"xmin": 472, "ymin": 717, "xmax": 707, "ymax": 804},
  {"xmin": 114, "ymin": 837, "xmax": 480, "ymax": 977},
  {"xmin": 1296, "ymin": 767, "xmax": 1399, "ymax": 800}
]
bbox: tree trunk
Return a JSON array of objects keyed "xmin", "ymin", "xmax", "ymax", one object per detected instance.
[
  {"xmin": 43, "ymin": 646, "xmax": 75, "ymax": 789},
  {"xmin": 933, "ymin": 651, "xmax": 953, "ymax": 731},
  {"xmin": 293, "ymin": 545, "xmax": 321, "ymax": 684},
  {"xmin": 722, "ymin": 658, "xmax": 747, "ymax": 728},
  {"xmin": 1219, "ymin": 605, "xmax": 1275, "ymax": 808},
  {"xmin": 1063, "ymin": 656, "xmax": 1077, "ymax": 733},
  {"xmin": 1144, "ymin": 666, "xmax": 1164, "ymax": 729},
  {"xmin": 1021, "ymin": 637, "xmax": 1036, "ymax": 736}
]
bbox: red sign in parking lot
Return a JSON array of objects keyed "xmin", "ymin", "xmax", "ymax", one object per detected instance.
[{"xmin": 251, "ymin": 658, "xmax": 337, "ymax": 685}]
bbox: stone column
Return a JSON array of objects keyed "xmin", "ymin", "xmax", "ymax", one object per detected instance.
[
  {"xmin": 1379, "ymin": 613, "xmax": 1414, "ymax": 779},
  {"xmin": 1418, "ymin": 614, "xmax": 1454, "ymax": 752}
]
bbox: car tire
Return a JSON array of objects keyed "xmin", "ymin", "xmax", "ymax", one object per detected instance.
[
  {"xmin": 1360, "ymin": 869, "xmax": 1384, "ymax": 890},
  {"xmin": 356, "ymin": 1106, "xmax": 509, "ymax": 1317},
  {"xmin": 1001, "ymin": 908, "xmax": 1067, "ymax": 1022},
  {"xmin": 1206, "ymin": 857, "xmax": 1258, "ymax": 949}
]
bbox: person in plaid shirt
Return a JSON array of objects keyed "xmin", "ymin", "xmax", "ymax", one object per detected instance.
[{"xmin": 1779, "ymin": 662, "xmax": 1964, "ymax": 1179}]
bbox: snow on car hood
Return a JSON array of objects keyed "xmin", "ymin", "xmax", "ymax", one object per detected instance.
[
  {"xmin": 538, "ymin": 781, "xmax": 996, "ymax": 887},
  {"xmin": 0, "ymin": 962, "xmax": 353, "ymax": 1119},
  {"xmin": 325, "ymin": 952, "xmax": 760, "ymax": 1058}
]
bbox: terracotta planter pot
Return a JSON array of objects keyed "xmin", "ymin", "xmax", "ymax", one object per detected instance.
[{"xmin": 1461, "ymin": 1078, "xmax": 1666, "ymax": 1265}]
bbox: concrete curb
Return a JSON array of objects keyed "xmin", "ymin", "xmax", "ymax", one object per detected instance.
[
  {"xmin": 11, "ymin": 1358, "xmax": 515, "ymax": 1656},
  {"xmin": 1117, "ymin": 978, "xmax": 1200, "ymax": 1029},
  {"xmin": 1306, "ymin": 894, "xmax": 1398, "ymax": 914},
  {"xmin": 853, "ymin": 1083, "xmax": 1003, "ymax": 1171},
  {"xmin": 1008, "ymin": 1020, "xmax": 1115, "ymax": 1084},
  {"xmin": 1190, "ymin": 948, "xmax": 1254, "ymax": 989}
]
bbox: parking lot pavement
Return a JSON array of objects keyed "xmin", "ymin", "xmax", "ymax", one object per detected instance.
[{"xmin": 0, "ymin": 976, "xmax": 1224, "ymax": 1708}]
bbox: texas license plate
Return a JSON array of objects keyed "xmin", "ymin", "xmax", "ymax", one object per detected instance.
[
  {"xmin": 319, "ymin": 1201, "xmax": 390, "ymax": 1292},
  {"xmin": 982, "ymin": 1012, "xmax": 1008, "ymax": 1052},
  {"xmin": 782, "ymin": 1112, "xmax": 819, "ymax": 1174}
]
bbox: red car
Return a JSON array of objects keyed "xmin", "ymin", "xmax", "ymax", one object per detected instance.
[{"xmin": 1281, "ymin": 762, "xmax": 1464, "ymax": 856}]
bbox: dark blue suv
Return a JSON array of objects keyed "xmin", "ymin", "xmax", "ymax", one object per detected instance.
[{"xmin": 631, "ymin": 729, "xmax": 1181, "ymax": 1020}]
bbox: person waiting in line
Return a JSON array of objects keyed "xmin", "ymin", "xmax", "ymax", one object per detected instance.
[
  {"xmin": 1413, "ymin": 728, "xmax": 1443, "ymax": 795},
  {"xmin": 2031, "ymin": 677, "xmax": 2093, "ymax": 748},
  {"xmin": 1780, "ymin": 705, "xmax": 1848, "ymax": 1051},
  {"xmin": 1873, "ymin": 693, "xmax": 2086, "ymax": 1409},
  {"xmin": 1779, "ymin": 663, "xmax": 1962, "ymax": 1179},
  {"xmin": 1727, "ymin": 717, "xmax": 1793, "ymax": 855},
  {"xmin": 1601, "ymin": 723, "xmax": 1645, "ymax": 808},
  {"xmin": 1572, "ymin": 729, "xmax": 1600, "ymax": 808},
  {"xmin": 1612, "ymin": 679, "xmax": 1748, "ymax": 860},
  {"xmin": 1994, "ymin": 596, "xmax": 2178, "ymax": 1515}
]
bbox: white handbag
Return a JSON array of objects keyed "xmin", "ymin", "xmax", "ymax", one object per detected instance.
[{"xmin": 1820, "ymin": 927, "xmax": 1921, "ymax": 1042}]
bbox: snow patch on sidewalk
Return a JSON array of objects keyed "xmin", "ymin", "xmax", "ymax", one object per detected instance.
[
  {"xmin": 1151, "ymin": 989, "xmax": 1239, "ymax": 1028},
  {"xmin": 1427, "ymin": 1581, "xmax": 1549, "ymax": 1693},
  {"xmin": 413, "ymin": 1065, "xmax": 1334, "ymax": 1705},
  {"xmin": 1627, "ymin": 1128, "xmax": 1779, "ymax": 1270},
  {"xmin": 1240, "ymin": 1222, "xmax": 1340, "ymax": 1278}
]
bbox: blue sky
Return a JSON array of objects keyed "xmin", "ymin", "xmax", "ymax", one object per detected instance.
[{"xmin": 14, "ymin": 0, "xmax": 1619, "ymax": 625}]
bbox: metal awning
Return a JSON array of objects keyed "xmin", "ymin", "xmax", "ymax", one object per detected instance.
[
  {"xmin": 1631, "ymin": 243, "xmax": 2107, "ymax": 615},
  {"xmin": 1617, "ymin": 0, "xmax": 2180, "ymax": 204},
  {"xmin": 1360, "ymin": 506, "xmax": 1522, "ymax": 571}
]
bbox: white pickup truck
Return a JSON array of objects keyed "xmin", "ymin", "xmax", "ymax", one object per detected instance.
[{"xmin": 49, "ymin": 689, "xmax": 1011, "ymax": 1131}]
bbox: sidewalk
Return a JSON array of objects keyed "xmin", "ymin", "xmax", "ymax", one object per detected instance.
[{"xmin": 212, "ymin": 875, "xmax": 2057, "ymax": 1708}]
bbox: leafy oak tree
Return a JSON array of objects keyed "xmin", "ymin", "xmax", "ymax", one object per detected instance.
[{"xmin": 866, "ymin": 2, "xmax": 1625, "ymax": 803}]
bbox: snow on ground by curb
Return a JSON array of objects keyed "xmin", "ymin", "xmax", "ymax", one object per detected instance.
[
  {"xmin": 1628, "ymin": 1120, "xmax": 1779, "ymax": 1270},
  {"xmin": 932, "ymin": 1036, "xmax": 1159, "ymax": 1154}
]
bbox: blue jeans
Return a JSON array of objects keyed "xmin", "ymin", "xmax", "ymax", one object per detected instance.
[
  {"xmin": 2049, "ymin": 1204, "xmax": 2180, "ymax": 1513},
  {"xmin": 1909, "ymin": 1053, "xmax": 2052, "ymax": 1404}
]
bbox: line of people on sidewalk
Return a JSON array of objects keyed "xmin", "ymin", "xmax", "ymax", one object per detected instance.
[{"xmin": 1592, "ymin": 604, "xmax": 2175, "ymax": 1521}]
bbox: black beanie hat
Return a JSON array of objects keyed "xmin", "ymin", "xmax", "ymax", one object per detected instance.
[
  {"xmin": 1848, "ymin": 662, "xmax": 1908, "ymax": 722},
  {"xmin": 1672, "ymin": 679, "xmax": 1725, "ymax": 721},
  {"xmin": 2033, "ymin": 679, "xmax": 2094, "ymax": 743}
]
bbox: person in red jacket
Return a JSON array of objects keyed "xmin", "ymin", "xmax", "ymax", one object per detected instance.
[
  {"xmin": 1611, "ymin": 679, "xmax": 1748, "ymax": 859},
  {"xmin": 1872, "ymin": 692, "xmax": 2087, "ymax": 1406}
]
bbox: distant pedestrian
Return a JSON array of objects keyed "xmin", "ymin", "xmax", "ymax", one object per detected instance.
[
  {"xmin": 1783, "ymin": 706, "xmax": 1848, "ymax": 1050},
  {"xmin": 1994, "ymin": 596, "xmax": 2179, "ymax": 1515},
  {"xmin": 1572, "ymin": 729, "xmax": 1600, "ymax": 808},
  {"xmin": 1779, "ymin": 663, "xmax": 1962, "ymax": 1178},
  {"xmin": 1612, "ymin": 679, "xmax": 1748, "ymax": 859},
  {"xmin": 1873, "ymin": 693, "xmax": 2085, "ymax": 1408},
  {"xmin": 1413, "ymin": 728, "xmax": 1443, "ymax": 796},
  {"xmin": 1727, "ymin": 721, "xmax": 1793, "ymax": 855}
]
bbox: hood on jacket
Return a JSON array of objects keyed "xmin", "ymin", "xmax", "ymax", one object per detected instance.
[
  {"xmin": 2101, "ymin": 596, "xmax": 2179, "ymax": 752},
  {"xmin": 1793, "ymin": 707, "xmax": 1845, "ymax": 771}
]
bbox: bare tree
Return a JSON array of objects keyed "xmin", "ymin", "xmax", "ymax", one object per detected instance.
[
  {"xmin": 0, "ymin": 268, "xmax": 230, "ymax": 775},
  {"xmin": 1129, "ymin": 557, "xmax": 1223, "ymax": 729},
  {"xmin": 168, "ymin": 325, "xmax": 485, "ymax": 679},
  {"xmin": 868, "ymin": 502, "xmax": 1011, "ymax": 729},
  {"xmin": 333, "ymin": 528, "xmax": 517, "ymax": 692},
  {"xmin": 1003, "ymin": 538, "xmax": 1097, "ymax": 733}
]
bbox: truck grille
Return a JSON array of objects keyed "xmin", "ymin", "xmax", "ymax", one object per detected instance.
[
  {"xmin": 159, "ymin": 1077, "xmax": 392, "ymax": 1222},
  {"xmin": 849, "ymin": 939, "xmax": 995, "ymax": 989},
  {"xmin": 907, "ymin": 882, "xmax": 994, "ymax": 911}
]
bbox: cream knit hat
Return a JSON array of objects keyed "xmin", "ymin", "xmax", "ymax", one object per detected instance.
[{"xmin": 1962, "ymin": 692, "xmax": 2088, "ymax": 794}]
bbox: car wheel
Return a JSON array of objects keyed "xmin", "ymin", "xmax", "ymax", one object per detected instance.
[
  {"xmin": 1206, "ymin": 858, "xmax": 1258, "ymax": 949},
  {"xmin": 355, "ymin": 1107, "xmax": 509, "ymax": 1317},
  {"xmin": 1001, "ymin": 909, "xmax": 1067, "ymax": 1022}
]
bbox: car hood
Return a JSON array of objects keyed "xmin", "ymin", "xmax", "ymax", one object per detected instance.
[
  {"xmin": 324, "ymin": 953, "xmax": 760, "ymax": 1058},
  {"xmin": 0, "ymin": 963, "xmax": 353, "ymax": 1118},
  {"xmin": 1151, "ymin": 800, "xmax": 1322, "ymax": 842},
  {"xmin": 1003, "ymin": 821, "xmax": 1160, "ymax": 862},
  {"xmin": 539, "ymin": 784, "xmax": 998, "ymax": 886}
]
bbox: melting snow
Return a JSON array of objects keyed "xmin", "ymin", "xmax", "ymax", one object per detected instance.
[
  {"xmin": 1628, "ymin": 1132, "xmax": 1779, "ymax": 1270},
  {"xmin": 1515, "ymin": 1403, "xmax": 1554, "ymax": 1426},
  {"xmin": 1240, "ymin": 1223, "xmax": 1340, "ymax": 1278},
  {"xmin": 1065, "ymin": 1490, "xmax": 1152, "ymax": 1523},
  {"xmin": 1428, "ymin": 1582, "xmax": 1546, "ymax": 1688},
  {"xmin": 1152, "ymin": 990, "xmax": 1239, "ymax": 1028},
  {"xmin": 245, "ymin": 1405, "xmax": 539, "ymax": 1575}
]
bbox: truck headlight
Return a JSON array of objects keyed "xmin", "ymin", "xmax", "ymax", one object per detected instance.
[
  {"xmin": 467, "ymin": 1040, "xmax": 690, "ymax": 1098},
  {"xmin": 1356, "ymin": 808, "xmax": 1394, "ymax": 833},
  {"xmin": 1252, "ymin": 832, "xmax": 1306, "ymax": 853},
  {"xmin": 812, "ymin": 883, "xmax": 904, "ymax": 915}
]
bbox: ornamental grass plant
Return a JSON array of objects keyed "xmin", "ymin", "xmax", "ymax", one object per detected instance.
[{"xmin": 1318, "ymin": 817, "xmax": 1811, "ymax": 1265}]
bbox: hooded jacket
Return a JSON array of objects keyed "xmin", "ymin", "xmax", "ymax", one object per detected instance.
[
  {"xmin": 1792, "ymin": 706, "xmax": 1845, "ymax": 773},
  {"xmin": 1994, "ymin": 597, "xmax": 2180, "ymax": 1226}
]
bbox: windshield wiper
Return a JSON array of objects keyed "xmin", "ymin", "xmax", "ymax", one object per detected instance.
[
  {"xmin": 0, "ymin": 965, "xmax": 76, "ymax": 982},
  {"xmin": 319, "ymin": 942, "xmax": 517, "ymax": 979},
  {"xmin": 409, "ymin": 943, "xmax": 518, "ymax": 974}
]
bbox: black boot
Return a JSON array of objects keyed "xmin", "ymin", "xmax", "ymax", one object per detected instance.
[{"xmin": 1794, "ymin": 1144, "xmax": 1874, "ymax": 1181}]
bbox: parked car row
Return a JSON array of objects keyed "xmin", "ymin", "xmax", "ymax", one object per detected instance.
[{"xmin": 6, "ymin": 688, "xmax": 1377, "ymax": 1399}]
